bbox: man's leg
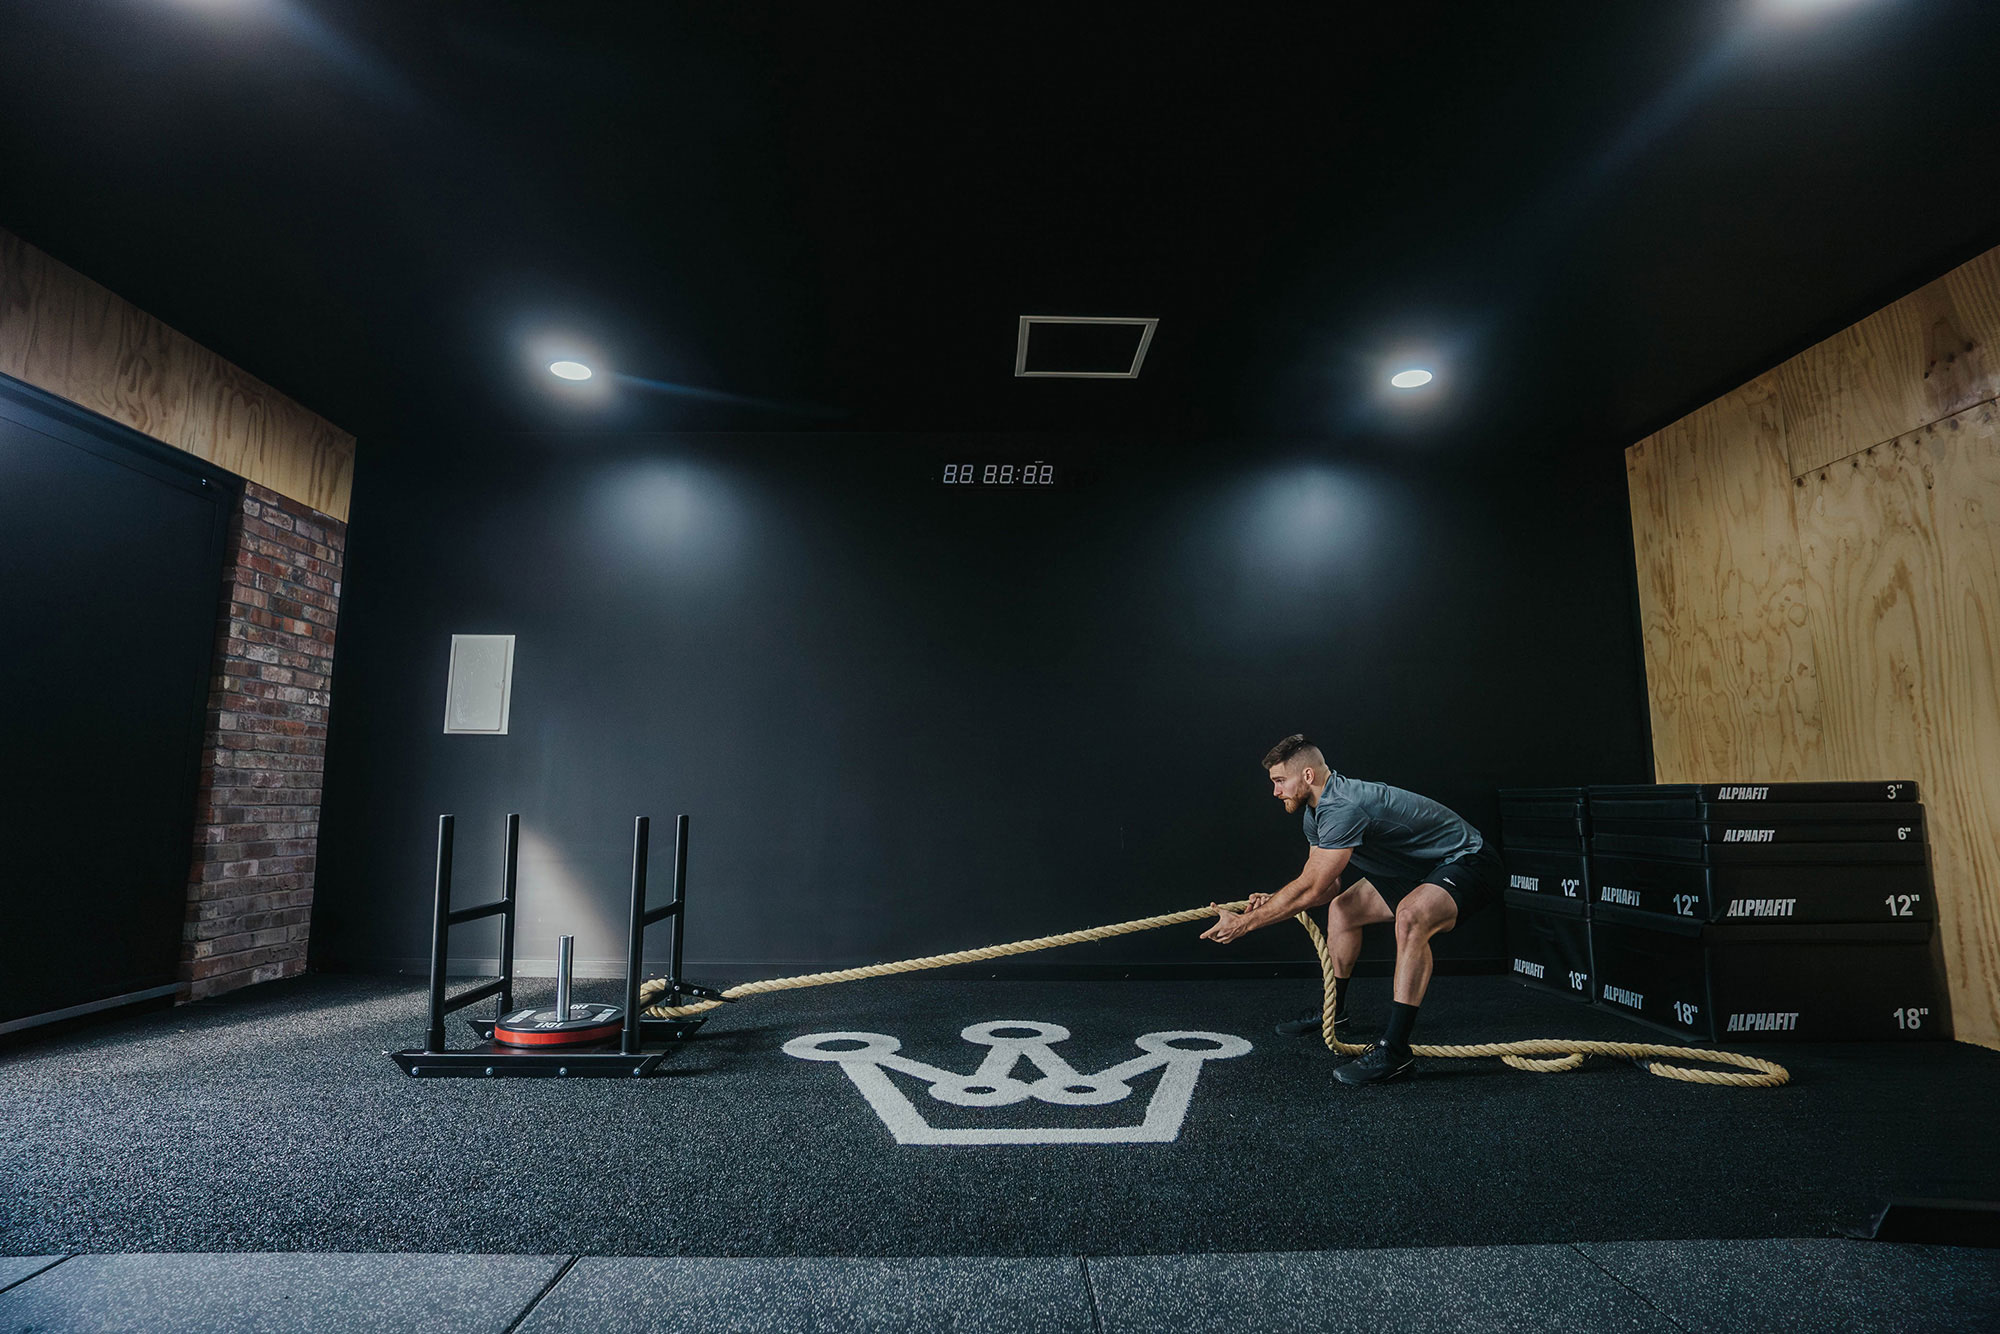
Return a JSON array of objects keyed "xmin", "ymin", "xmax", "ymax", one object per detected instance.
[
  {"xmin": 1328, "ymin": 877, "xmax": 1391, "ymax": 979},
  {"xmin": 1336, "ymin": 882, "xmax": 1459, "ymax": 1086},
  {"xmin": 1325, "ymin": 881, "xmax": 1395, "ymax": 1035},
  {"xmin": 1276, "ymin": 879, "xmax": 1392, "ymax": 1037},
  {"xmin": 1390, "ymin": 883, "xmax": 1460, "ymax": 1005}
]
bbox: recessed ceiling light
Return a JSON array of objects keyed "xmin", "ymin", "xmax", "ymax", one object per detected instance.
[
  {"xmin": 1389, "ymin": 368, "xmax": 1434, "ymax": 389},
  {"xmin": 549, "ymin": 360, "xmax": 593, "ymax": 381}
]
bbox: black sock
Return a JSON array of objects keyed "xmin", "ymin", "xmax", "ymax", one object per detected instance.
[
  {"xmin": 1382, "ymin": 1001, "xmax": 1419, "ymax": 1051},
  {"xmin": 1332, "ymin": 975, "xmax": 1349, "ymax": 1022}
]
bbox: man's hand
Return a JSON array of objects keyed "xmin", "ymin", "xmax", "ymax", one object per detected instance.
[
  {"xmin": 1201, "ymin": 904, "xmax": 1253, "ymax": 944},
  {"xmin": 1246, "ymin": 893, "xmax": 1272, "ymax": 911}
]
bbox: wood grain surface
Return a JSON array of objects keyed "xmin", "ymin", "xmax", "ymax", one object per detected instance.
[
  {"xmin": 1795, "ymin": 403, "xmax": 2000, "ymax": 1047},
  {"xmin": 0, "ymin": 229, "xmax": 353, "ymax": 520},
  {"xmin": 1777, "ymin": 248, "xmax": 2000, "ymax": 477},
  {"xmin": 1629, "ymin": 241, "xmax": 2000, "ymax": 1048},
  {"xmin": 1627, "ymin": 372, "xmax": 1827, "ymax": 784}
]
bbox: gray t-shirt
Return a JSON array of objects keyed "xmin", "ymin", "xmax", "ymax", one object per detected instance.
[{"xmin": 1302, "ymin": 771, "xmax": 1483, "ymax": 880}]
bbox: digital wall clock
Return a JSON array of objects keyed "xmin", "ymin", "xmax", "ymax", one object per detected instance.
[{"xmin": 939, "ymin": 461, "xmax": 1058, "ymax": 487}]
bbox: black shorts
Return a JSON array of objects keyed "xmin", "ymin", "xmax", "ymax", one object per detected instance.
[{"xmin": 1339, "ymin": 843, "xmax": 1503, "ymax": 920}]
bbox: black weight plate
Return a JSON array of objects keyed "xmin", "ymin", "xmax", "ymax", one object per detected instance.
[{"xmin": 493, "ymin": 1002, "xmax": 626, "ymax": 1047}]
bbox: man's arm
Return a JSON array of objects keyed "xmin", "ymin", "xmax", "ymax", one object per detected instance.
[{"xmin": 1201, "ymin": 846, "xmax": 1352, "ymax": 943}]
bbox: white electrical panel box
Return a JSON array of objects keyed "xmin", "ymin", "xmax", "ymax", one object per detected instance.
[{"xmin": 443, "ymin": 634, "xmax": 515, "ymax": 735}]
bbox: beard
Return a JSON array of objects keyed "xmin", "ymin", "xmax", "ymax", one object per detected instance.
[{"xmin": 1282, "ymin": 796, "xmax": 1302, "ymax": 814}]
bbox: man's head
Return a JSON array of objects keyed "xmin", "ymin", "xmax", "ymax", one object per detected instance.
[{"xmin": 1262, "ymin": 734, "xmax": 1328, "ymax": 814}]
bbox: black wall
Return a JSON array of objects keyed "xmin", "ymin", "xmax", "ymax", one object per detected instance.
[
  {"xmin": 313, "ymin": 433, "xmax": 1651, "ymax": 980},
  {"xmin": 0, "ymin": 378, "xmax": 234, "ymax": 1027}
]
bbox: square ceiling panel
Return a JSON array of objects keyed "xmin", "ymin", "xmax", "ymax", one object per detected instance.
[{"xmin": 1014, "ymin": 316, "xmax": 1159, "ymax": 378}]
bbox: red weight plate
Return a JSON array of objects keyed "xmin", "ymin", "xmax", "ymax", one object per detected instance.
[{"xmin": 492, "ymin": 1003, "xmax": 625, "ymax": 1047}]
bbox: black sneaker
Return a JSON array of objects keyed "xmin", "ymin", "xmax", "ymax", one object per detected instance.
[
  {"xmin": 1333, "ymin": 1042, "xmax": 1414, "ymax": 1086},
  {"xmin": 1274, "ymin": 1011, "xmax": 1348, "ymax": 1038}
]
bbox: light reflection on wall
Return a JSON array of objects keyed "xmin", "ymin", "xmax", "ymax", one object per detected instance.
[
  {"xmin": 1238, "ymin": 464, "xmax": 1378, "ymax": 580},
  {"xmin": 514, "ymin": 826, "xmax": 624, "ymax": 978},
  {"xmin": 583, "ymin": 458, "xmax": 748, "ymax": 586},
  {"xmin": 1162, "ymin": 461, "xmax": 1393, "ymax": 655}
]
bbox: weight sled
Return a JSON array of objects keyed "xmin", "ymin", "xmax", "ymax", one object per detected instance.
[{"xmin": 390, "ymin": 812, "xmax": 714, "ymax": 1078}]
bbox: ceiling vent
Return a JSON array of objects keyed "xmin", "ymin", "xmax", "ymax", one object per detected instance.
[{"xmin": 1014, "ymin": 316, "xmax": 1158, "ymax": 379}]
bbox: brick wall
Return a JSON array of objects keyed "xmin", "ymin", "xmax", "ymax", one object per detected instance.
[{"xmin": 181, "ymin": 481, "xmax": 346, "ymax": 1001}]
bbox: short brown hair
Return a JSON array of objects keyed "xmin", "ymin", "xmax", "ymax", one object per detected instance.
[{"xmin": 1261, "ymin": 734, "xmax": 1320, "ymax": 770}]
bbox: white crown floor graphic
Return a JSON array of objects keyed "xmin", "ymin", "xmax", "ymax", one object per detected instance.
[{"xmin": 783, "ymin": 1020, "xmax": 1252, "ymax": 1145}]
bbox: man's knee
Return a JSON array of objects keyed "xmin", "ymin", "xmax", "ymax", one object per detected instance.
[
  {"xmin": 1328, "ymin": 881, "xmax": 1391, "ymax": 933},
  {"xmin": 1394, "ymin": 899, "xmax": 1453, "ymax": 943}
]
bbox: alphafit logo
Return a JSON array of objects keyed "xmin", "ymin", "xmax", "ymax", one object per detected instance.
[{"xmin": 783, "ymin": 1020, "xmax": 1251, "ymax": 1145}]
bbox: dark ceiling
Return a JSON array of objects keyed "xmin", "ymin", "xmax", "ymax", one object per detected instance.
[{"xmin": 4, "ymin": 1, "xmax": 1999, "ymax": 456}]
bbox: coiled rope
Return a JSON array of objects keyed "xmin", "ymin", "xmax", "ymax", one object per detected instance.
[{"xmin": 639, "ymin": 899, "xmax": 1790, "ymax": 1087}]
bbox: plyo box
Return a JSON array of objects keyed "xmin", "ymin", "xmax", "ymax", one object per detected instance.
[
  {"xmin": 1497, "ymin": 788, "xmax": 1590, "ymax": 820},
  {"xmin": 1589, "ymin": 848, "xmax": 1934, "ymax": 924},
  {"xmin": 1502, "ymin": 815, "xmax": 1590, "ymax": 850},
  {"xmin": 1589, "ymin": 904, "xmax": 1950, "ymax": 1042},
  {"xmin": 1587, "ymin": 781, "xmax": 1920, "ymax": 821},
  {"xmin": 1503, "ymin": 847, "xmax": 1590, "ymax": 902},
  {"xmin": 1586, "ymin": 780, "xmax": 1931, "ymax": 925},
  {"xmin": 1504, "ymin": 889, "xmax": 1593, "ymax": 1003},
  {"xmin": 1498, "ymin": 787, "xmax": 1589, "ymax": 899},
  {"xmin": 1591, "ymin": 812, "xmax": 1926, "ymax": 847}
]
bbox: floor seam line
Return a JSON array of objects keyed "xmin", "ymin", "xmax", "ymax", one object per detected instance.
[
  {"xmin": 0, "ymin": 1254, "xmax": 74, "ymax": 1296},
  {"xmin": 1566, "ymin": 1242, "xmax": 1690, "ymax": 1333},
  {"xmin": 502, "ymin": 1253, "xmax": 580, "ymax": 1334},
  {"xmin": 1081, "ymin": 1255, "xmax": 1107, "ymax": 1334}
]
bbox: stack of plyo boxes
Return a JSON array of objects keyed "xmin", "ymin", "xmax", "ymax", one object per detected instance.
[
  {"xmin": 1498, "ymin": 788, "xmax": 1595, "ymax": 1004},
  {"xmin": 1585, "ymin": 781, "xmax": 1950, "ymax": 1042}
]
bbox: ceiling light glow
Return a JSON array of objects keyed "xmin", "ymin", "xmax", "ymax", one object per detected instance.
[
  {"xmin": 1752, "ymin": 0, "xmax": 1870, "ymax": 21},
  {"xmin": 1389, "ymin": 368, "xmax": 1434, "ymax": 389},
  {"xmin": 549, "ymin": 360, "xmax": 593, "ymax": 381}
]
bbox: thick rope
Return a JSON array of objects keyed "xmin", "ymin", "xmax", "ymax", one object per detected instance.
[
  {"xmin": 638, "ymin": 903, "xmax": 1231, "ymax": 1014},
  {"xmin": 1293, "ymin": 911, "xmax": 1788, "ymax": 1087},
  {"xmin": 640, "ymin": 899, "xmax": 1789, "ymax": 1087}
]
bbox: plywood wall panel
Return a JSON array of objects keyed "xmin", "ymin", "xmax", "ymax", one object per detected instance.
[
  {"xmin": 261, "ymin": 398, "xmax": 351, "ymax": 521},
  {"xmin": 1778, "ymin": 248, "xmax": 2000, "ymax": 477},
  {"xmin": 63, "ymin": 272, "xmax": 197, "ymax": 447},
  {"xmin": 0, "ymin": 235, "xmax": 79, "ymax": 392},
  {"xmin": 0, "ymin": 229, "xmax": 353, "ymax": 521},
  {"xmin": 1628, "ymin": 241, "xmax": 2000, "ymax": 1050},
  {"xmin": 1793, "ymin": 402, "xmax": 2000, "ymax": 1047},
  {"xmin": 1627, "ymin": 374, "xmax": 1826, "ymax": 784},
  {"xmin": 267, "ymin": 405, "xmax": 356, "ymax": 521},
  {"xmin": 1942, "ymin": 254, "xmax": 2000, "ymax": 395},
  {"xmin": 181, "ymin": 344, "xmax": 282, "ymax": 485}
]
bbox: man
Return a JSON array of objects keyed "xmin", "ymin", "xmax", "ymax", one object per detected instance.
[{"xmin": 1199, "ymin": 734, "xmax": 1502, "ymax": 1085}]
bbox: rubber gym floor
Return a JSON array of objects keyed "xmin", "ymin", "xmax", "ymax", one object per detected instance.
[{"xmin": 4, "ymin": 972, "xmax": 1999, "ymax": 1332}]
